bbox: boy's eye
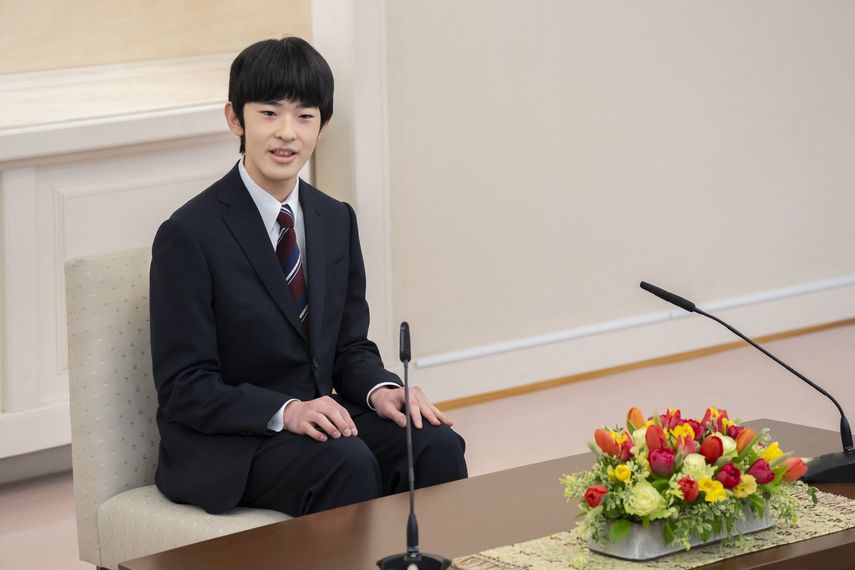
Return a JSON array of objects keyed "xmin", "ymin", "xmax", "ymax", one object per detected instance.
[
  {"xmin": 299, "ymin": 113, "xmax": 316, "ymax": 120},
  {"xmin": 260, "ymin": 110, "xmax": 276, "ymax": 117}
]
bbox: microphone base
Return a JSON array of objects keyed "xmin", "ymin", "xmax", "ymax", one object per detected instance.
[
  {"xmin": 377, "ymin": 552, "xmax": 450, "ymax": 569},
  {"xmin": 801, "ymin": 450, "xmax": 855, "ymax": 484}
]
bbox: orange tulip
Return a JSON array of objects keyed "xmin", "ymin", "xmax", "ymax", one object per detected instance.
[
  {"xmin": 736, "ymin": 428, "xmax": 756, "ymax": 453},
  {"xmin": 627, "ymin": 407, "xmax": 645, "ymax": 432},
  {"xmin": 781, "ymin": 456, "xmax": 809, "ymax": 482},
  {"xmin": 594, "ymin": 428, "xmax": 619, "ymax": 456}
]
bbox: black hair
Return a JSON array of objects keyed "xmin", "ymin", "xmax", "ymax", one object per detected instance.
[{"xmin": 228, "ymin": 37, "xmax": 334, "ymax": 153}]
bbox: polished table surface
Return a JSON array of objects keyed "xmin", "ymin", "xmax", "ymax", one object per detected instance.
[{"xmin": 119, "ymin": 420, "xmax": 855, "ymax": 570}]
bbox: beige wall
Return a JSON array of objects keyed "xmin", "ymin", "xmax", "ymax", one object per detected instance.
[
  {"xmin": 0, "ymin": 0, "xmax": 311, "ymax": 73},
  {"xmin": 383, "ymin": 1, "xmax": 855, "ymax": 358}
]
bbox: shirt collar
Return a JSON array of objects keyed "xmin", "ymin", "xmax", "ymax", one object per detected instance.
[{"xmin": 238, "ymin": 159, "xmax": 301, "ymax": 232}]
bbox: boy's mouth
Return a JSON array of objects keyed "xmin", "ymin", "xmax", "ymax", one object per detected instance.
[
  {"xmin": 271, "ymin": 148, "xmax": 296, "ymax": 157},
  {"xmin": 270, "ymin": 148, "xmax": 298, "ymax": 163}
]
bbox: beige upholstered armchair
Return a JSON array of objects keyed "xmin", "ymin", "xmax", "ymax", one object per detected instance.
[{"xmin": 66, "ymin": 248, "xmax": 289, "ymax": 570}]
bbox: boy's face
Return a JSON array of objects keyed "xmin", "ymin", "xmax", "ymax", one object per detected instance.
[{"xmin": 225, "ymin": 99, "xmax": 325, "ymax": 200}]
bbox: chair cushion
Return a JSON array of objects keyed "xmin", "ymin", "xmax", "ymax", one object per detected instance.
[{"xmin": 97, "ymin": 485, "xmax": 290, "ymax": 569}]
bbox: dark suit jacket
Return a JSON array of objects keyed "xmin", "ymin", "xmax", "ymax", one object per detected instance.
[{"xmin": 149, "ymin": 163, "xmax": 400, "ymax": 513}]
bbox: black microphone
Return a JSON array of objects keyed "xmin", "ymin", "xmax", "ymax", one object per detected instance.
[
  {"xmin": 377, "ymin": 323, "xmax": 450, "ymax": 570},
  {"xmin": 400, "ymin": 321, "xmax": 411, "ymax": 363},
  {"xmin": 640, "ymin": 281, "xmax": 855, "ymax": 483}
]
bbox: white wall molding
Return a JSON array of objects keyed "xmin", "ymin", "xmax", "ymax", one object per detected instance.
[
  {"xmin": 0, "ymin": 105, "xmax": 228, "ymax": 165},
  {"xmin": 416, "ymin": 275, "xmax": 855, "ymax": 369},
  {"xmin": 313, "ymin": 0, "xmax": 396, "ymax": 361},
  {"xmin": 0, "ymin": 167, "xmax": 42, "ymax": 412},
  {"xmin": 0, "ymin": 130, "xmax": 237, "ymax": 458},
  {"xmin": 411, "ymin": 278, "xmax": 855, "ymax": 404},
  {"xmin": 0, "ymin": 53, "xmax": 234, "ymax": 163}
]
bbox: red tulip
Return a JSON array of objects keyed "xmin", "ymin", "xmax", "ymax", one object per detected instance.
[
  {"xmin": 627, "ymin": 407, "xmax": 645, "ymax": 432},
  {"xmin": 715, "ymin": 462, "xmax": 742, "ymax": 489},
  {"xmin": 660, "ymin": 408, "xmax": 682, "ymax": 430},
  {"xmin": 594, "ymin": 428, "xmax": 620, "ymax": 456},
  {"xmin": 677, "ymin": 476, "xmax": 699, "ymax": 503},
  {"xmin": 645, "ymin": 424, "xmax": 667, "ymax": 450},
  {"xmin": 618, "ymin": 435, "xmax": 633, "ymax": 461},
  {"xmin": 584, "ymin": 484, "xmax": 608, "ymax": 507},
  {"xmin": 781, "ymin": 457, "xmax": 809, "ymax": 482},
  {"xmin": 649, "ymin": 447, "xmax": 676, "ymax": 477},
  {"xmin": 726, "ymin": 424, "xmax": 744, "ymax": 439},
  {"xmin": 735, "ymin": 428, "xmax": 756, "ymax": 453},
  {"xmin": 700, "ymin": 435, "xmax": 724, "ymax": 464},
  {"xmin": 747, "ymin": 458, "xmax": 776, "ymax": 484}
]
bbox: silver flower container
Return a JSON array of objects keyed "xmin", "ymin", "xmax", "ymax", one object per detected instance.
[{"xmin": 588, "ymin": 509, "xmax": 774, "ymax": 561}]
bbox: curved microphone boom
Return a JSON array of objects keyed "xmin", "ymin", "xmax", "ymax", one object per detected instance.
[
  {"xmin": 377, "ymin": 323, "xmax": 450, "ymax": 569},
  {"xmin": 640, "ymin": 281, "xmax": 855, "ymax": 483}
]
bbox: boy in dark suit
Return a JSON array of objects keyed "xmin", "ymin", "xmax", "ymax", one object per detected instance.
[{"xmin": 150, "ymin": 37, "xmax": 467, "ymax": 516}]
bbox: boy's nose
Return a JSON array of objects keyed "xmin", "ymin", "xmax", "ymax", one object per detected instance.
[{"xmin": 275, "ymin": 117, "xmax": 297, "ymax": 141}]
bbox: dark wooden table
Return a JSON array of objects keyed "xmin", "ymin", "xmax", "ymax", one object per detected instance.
[{"xmin": 119, "ymin": 420, "xmax": 855, "ymax": 569}]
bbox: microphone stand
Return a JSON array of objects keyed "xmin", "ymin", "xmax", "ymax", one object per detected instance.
[
  {"xmin": 377, "ymin": 322, "xmax": 450, "ymax": 569},
  {"xmin": 640, "ymin": 281, "xmax": 855, "ymax": 483}
]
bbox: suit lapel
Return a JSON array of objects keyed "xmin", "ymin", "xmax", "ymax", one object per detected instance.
[
  {"xmin": 218, "ymin": 166, "xmax": 308, "ymax": 342},
  {"xmin": 301, "ymin": 183, "xmax": 326, "ymax": 352}
]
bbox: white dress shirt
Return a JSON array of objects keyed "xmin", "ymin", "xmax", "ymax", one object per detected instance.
[{"xmin": 237, "ymin": 160, "xmax": 397, "ymax": 432}]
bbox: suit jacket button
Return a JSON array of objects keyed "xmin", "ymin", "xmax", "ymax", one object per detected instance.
[{"xmin": 312, "ymin": 358, "xmax": 319, "ymax": 369}]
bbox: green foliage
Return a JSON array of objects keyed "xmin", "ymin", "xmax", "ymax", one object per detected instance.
[
  {"xmin": 609, "ymin": 518, "xmax": 632, "ymax": 544},
  {"xmin": 806, "ymin": 484, "xmax": 818, "ymax": 505},
  {"xmin": 747, "ymin": 493, "xmax": 766, "ymax": 518}
]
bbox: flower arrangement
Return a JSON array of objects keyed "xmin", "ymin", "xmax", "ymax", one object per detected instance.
[{"xmin": 561, "ymin": 407, "xmax": 815, "ymax": 550}]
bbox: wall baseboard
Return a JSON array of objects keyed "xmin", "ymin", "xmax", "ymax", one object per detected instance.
[
  {"xmin": 437, "ymin": 317, "xmax": 855, "ymax": 411},
  {"xmin": 415, "ymin": 276, "xmax": 855, "ymax": 405},
  {"xmin": 0, "ymin": 445, "xmax": 71, "ymax": 486}
]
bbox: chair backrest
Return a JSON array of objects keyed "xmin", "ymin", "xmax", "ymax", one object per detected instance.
[{"xmin": 66, "ymin": 247, "xmax": 156, "ymax": 564}]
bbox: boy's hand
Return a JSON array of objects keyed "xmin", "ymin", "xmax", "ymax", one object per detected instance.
[
  {"xmin": 370, "ymin": 386, "xmax": 453, "ymax": 429},
  {"xmin": 283, "ymin": 396, "xmax": 358, "ymax": 442}
]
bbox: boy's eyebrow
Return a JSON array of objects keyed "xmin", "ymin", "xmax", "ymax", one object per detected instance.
[{"xmin": 257, "ymin": 99, "xmax": 316, "ymax": 108}]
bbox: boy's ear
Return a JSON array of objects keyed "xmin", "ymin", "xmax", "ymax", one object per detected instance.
[{"xmin": 224, "ymin": 102, "xmax": 244, "ymax": 136}]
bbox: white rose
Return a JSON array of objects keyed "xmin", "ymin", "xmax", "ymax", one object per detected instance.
[
  {"xmin": 681, "ymin": 453, "xmax": 714, "ymax": 481},
  {"xmin": 624, "ymin": 480, "xmax": 664, "ymax": 518},
  {"xmin": 720, "ymin": 435, "xmax": 737, "ymax": 457},
  {"xmin": 632, "ymin": 428, "xmax": 647, "ymax": 451}
]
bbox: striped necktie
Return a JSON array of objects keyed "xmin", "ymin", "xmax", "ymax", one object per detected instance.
[{"xmin": 276, "ymin": 204, "xmax": 308, "ymax": 326}]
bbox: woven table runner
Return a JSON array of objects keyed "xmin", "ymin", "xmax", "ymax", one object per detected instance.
[{"xmin": 452, "ymin": 489, "xmax": 855, "ymax": 569}]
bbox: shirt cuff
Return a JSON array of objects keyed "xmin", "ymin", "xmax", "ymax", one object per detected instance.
[
  {"xmin": 267, "ymin": 399, "xmax": 300, "ymax": 432},
  {"xmin": 366, "ymin": 382, "xmax": 403, "ymax": 411}
]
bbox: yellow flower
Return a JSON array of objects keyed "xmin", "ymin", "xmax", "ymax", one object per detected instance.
[
  {"xmin": 762, "ymin": 441, "xmax": 783, "ymax": 462},
  {"xmin": 721, "ymin": 418, "xmax": 735, "ymax": 433},
  {"xmin": 614, "ymin": 464, "xmax": 632, "ymax": 483},
  {"xmin": 698, "ymin": 477, "xmax": 727, "ymax": 503},
  {"xmin": 733, "ymin": 474, "xmax": 757, "ymax": 498},
  {"xmin": 672, "ymin": 423, "xmax": 695, "ymax": 440},
  {"xmin": 611, "ymin": 431, "xmax": 629, "ymax": 446}
]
